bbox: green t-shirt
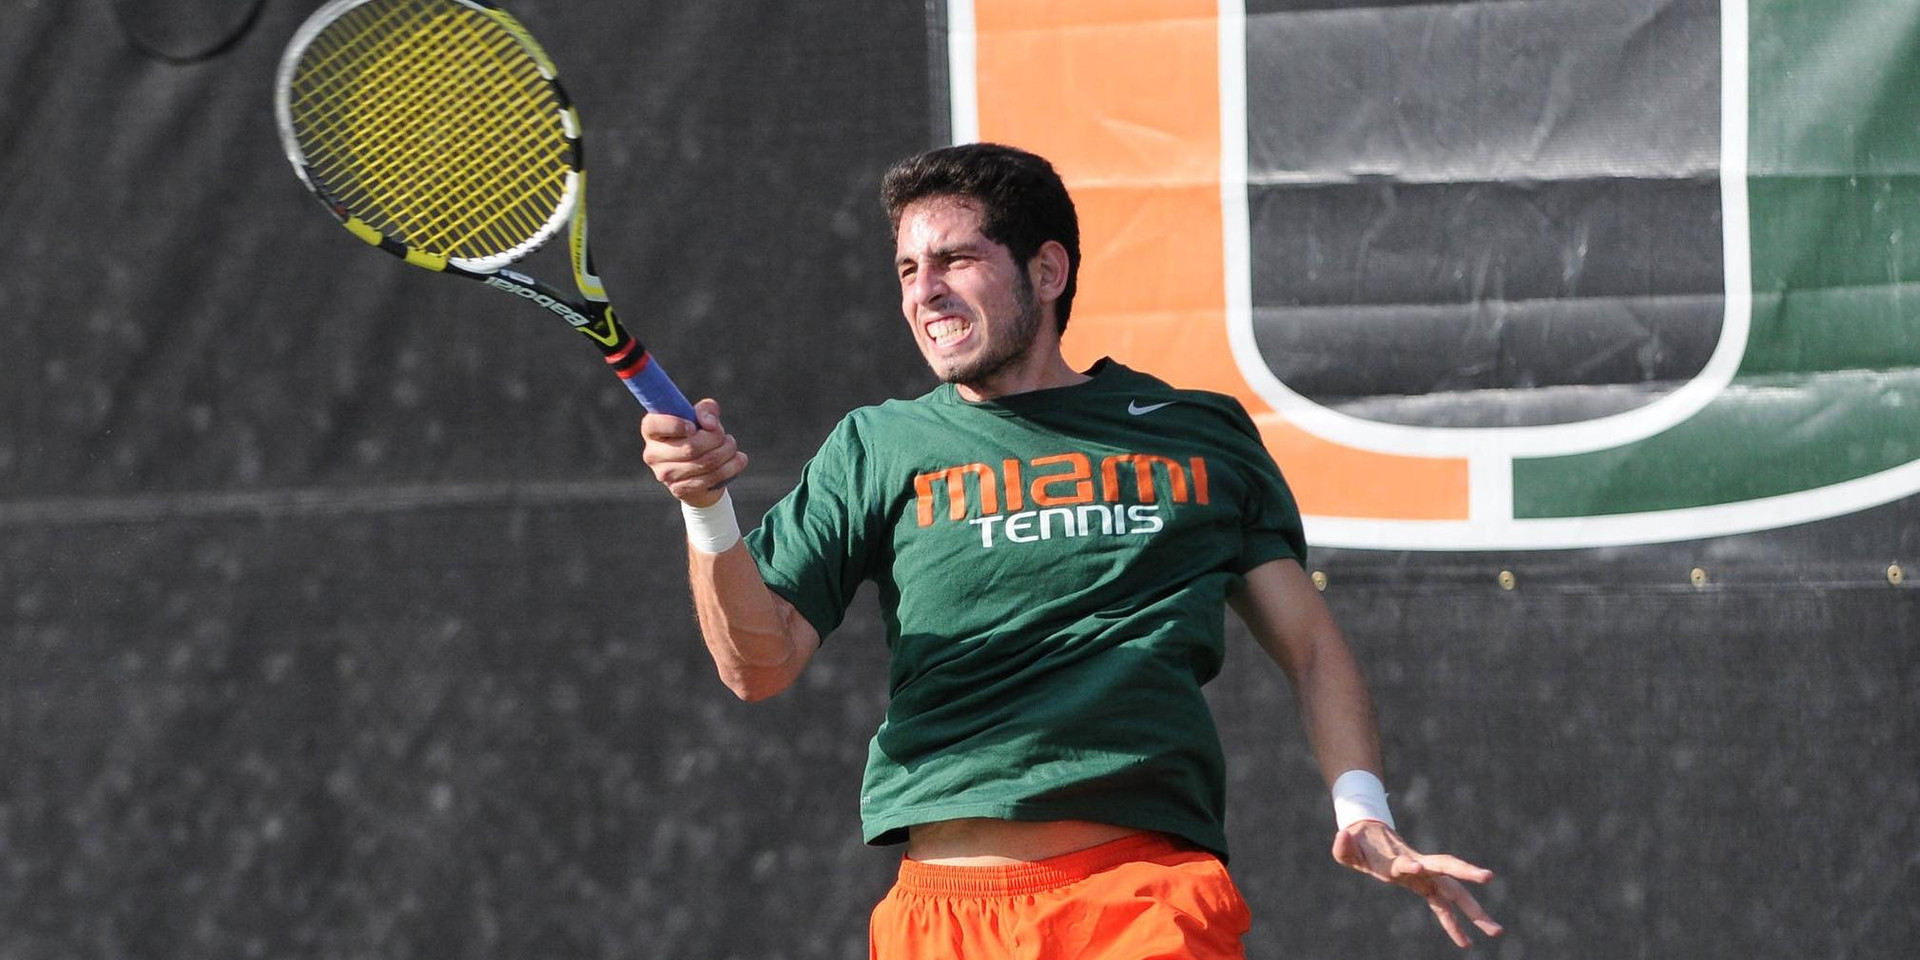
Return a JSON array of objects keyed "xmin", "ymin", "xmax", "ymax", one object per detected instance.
[{"xmin": 745, "ymin": 359, "xmax": 1306, "ymax": 857}]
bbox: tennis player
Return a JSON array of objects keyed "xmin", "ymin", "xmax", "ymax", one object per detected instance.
[{"xmin": 641, "ymin": 142, "xmax": 1503, "ymax": 958}]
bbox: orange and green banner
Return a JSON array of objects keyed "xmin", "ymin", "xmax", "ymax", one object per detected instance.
[{"xmin": 944, "ymin": 0, "xmax": 1920, "ymax": 550}]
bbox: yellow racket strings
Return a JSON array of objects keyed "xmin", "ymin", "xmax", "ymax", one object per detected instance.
[
  {"xmin": 297, "ymin": 1, "xmax": 563, "ymax": 256},
  {"xmin": 288, "ymin": 0, "xmax": 572, "ymax": 261}
]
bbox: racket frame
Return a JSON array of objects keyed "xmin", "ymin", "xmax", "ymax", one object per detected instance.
[{"xmin": 272, "ymin": 0, "xmax": 696, "ymax": 420}]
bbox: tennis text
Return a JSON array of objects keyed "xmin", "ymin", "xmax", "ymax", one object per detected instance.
[{"xmin": 913, "ymin": 452, "xmax": 1207, "ymax": 548}]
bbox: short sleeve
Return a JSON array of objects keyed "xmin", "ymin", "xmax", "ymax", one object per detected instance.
[
  {"xmin": 743, "ymin": 415, "xmax": 878, "ymax": 640},
  {"xmin": 1222, "ymin": 401, "xmax": 1309, "ymax": 572}
]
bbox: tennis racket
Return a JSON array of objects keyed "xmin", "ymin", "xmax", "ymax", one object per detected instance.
[{"xmin": 272, "ymin": 0, "xmax": 697, "ymax": 422}]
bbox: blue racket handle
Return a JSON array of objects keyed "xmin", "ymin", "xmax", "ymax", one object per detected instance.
[{"xmin": 621, "ymin": 353, "xmax": 699, "ymax": 422}]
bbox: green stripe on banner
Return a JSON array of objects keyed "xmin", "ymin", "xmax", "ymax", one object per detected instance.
[
  {"xmin": 1746, "ymin": 176, "xmax": 1920, "ymax": 377},
  {"xmin": 1514, "ymin": 0, "xmax": 1920, "ymax": 519}
]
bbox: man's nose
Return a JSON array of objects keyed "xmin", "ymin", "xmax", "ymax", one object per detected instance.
[{"xmin": 908, "ymin": 266, "xmax": 948, "ymax": 305}]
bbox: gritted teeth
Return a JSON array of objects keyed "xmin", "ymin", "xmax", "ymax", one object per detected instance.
[{"xmin": 927, "ymin": 317, "xmax": 968, "ymax": 345}]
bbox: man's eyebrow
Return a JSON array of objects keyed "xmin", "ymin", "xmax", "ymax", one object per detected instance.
[{"xmin": 897, "ymin": 240, "xmax": 991, "ymax": 266}]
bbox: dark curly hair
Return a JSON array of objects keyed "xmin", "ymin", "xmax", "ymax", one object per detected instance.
[{"xmin": 881, "ymin": 143, "xmax": 1081, "ymax": 332}]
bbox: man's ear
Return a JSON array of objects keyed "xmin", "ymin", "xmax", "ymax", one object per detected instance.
[{"xmin": 1029, "ymin": 240, "xmax": 1070, "ymax": 303}]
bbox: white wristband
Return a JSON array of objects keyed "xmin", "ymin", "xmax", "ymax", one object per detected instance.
[
  {"xmin": 1331, "ymin": 769, "xmax": 1396, "ymax": 831},
  {"xmin": 681, "ymin": 490, "xmax": 742, "ymax": 554}
]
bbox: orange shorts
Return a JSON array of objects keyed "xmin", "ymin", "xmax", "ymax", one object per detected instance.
[{"xmin": 868, "ymin": 832, "xmax": 1250, "ymax": 960}]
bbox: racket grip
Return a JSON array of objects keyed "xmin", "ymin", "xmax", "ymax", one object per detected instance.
[
  {"xmin": 618, "ymin": 352, "xmax": 699, "ymax": 422},
  {"xmin": 615, "ymin": 347, "xmax": 729, "ymax": 490}
]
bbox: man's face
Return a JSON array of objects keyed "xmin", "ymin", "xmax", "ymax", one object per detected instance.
[{"xmin": 894, "ymin": 197, "xmax": 1044, "ymax": 389}]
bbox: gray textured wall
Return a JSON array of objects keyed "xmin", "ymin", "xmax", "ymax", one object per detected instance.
[{"xmin": 2, "ymin": 2, "xmax": 1914, "ymax": 959}]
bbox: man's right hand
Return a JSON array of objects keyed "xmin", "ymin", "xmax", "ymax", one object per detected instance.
[{"xmin": 641, "ymin": 398, "xmax": 747, "ymax": 507}]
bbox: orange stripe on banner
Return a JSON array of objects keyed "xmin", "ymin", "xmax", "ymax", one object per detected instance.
[
  {"xmin": 976, "ymin": 0, "xmax": 1217, "ymax": 31},
  {"xmin": 971, "ymin": 0, "xmax": 1466, "ymax": 521}
]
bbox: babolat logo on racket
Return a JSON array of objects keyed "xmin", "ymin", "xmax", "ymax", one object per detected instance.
[{"xmin": 483, "ymin": 273, "xmax": 593, "ymax": 328}]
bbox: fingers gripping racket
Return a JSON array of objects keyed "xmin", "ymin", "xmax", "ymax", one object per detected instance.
[{"xmin": 273, "ymin": 0, "xmax": 697, "ymax": 421}]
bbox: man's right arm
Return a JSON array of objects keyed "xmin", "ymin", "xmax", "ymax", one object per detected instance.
[
  {"xmin": 685, "ymin": 541, "xmax": 822, "ymax": 701},
  {"xmin": 642, "ymin": 400, "xmax": 821, "ymax": 702}
]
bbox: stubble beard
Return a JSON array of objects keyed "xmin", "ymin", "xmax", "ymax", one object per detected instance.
[{"xmin": 938, "ymin": 275, "xmax": 1044, "ymax": 390}]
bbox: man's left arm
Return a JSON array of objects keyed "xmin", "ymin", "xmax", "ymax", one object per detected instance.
[{"xmin": 1229, "ymin": 558, "xmax": 1504, "ymax": 948}]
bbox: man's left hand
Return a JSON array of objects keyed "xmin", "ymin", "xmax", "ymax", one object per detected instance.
[{"xmin": 1331, "ymin": 820, "xmax": 1504, "ymax": 948}]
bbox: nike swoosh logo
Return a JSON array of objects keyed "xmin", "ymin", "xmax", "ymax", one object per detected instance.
[{"xmin": 1127, "ymin": 400, "xmax": 1176, "ymax": 416}]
